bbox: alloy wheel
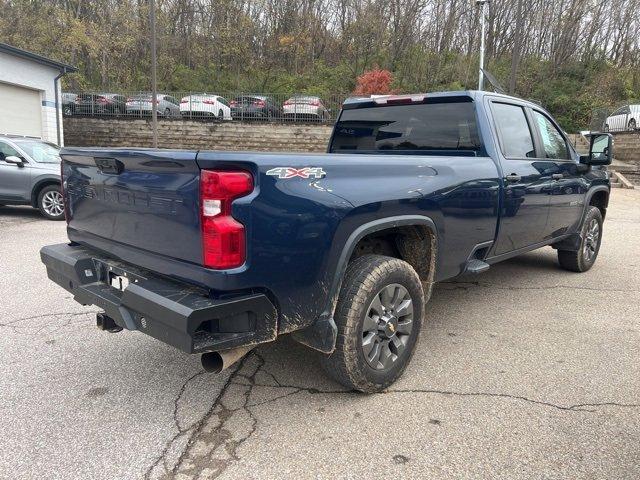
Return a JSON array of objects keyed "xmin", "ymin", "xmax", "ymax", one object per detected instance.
[
  {"xmin": 583, "ymin": 218, "xmax": 600, "ymax": 262},
  {"xmin": 361, "ymin": 283, "xmax": 414, "ymax": 370},
  {"xmin": 42, "ymin": 190, "xmax": 64, "ymax": 217}
]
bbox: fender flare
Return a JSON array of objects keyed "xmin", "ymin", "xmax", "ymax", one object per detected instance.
[
  {"xmin": 582, "ymin": 185, "xmax": 610, "ymax": 220},
  {"xmin": 30, "ymin": 176, "xmax": 61, "ymax": 207},
  {"xmin": 291, "ymin": 214, "xmax": 438, "ymax": 353}
]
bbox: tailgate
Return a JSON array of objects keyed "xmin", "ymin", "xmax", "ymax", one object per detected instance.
[{"xmin": 61, "ymin": 148, "xmax": 202, "ymax": 264}]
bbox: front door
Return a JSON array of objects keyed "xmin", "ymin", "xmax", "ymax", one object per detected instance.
[
  {"xmin": 489, "ymin": 101, "xmax": 553, "ymax": 255},
  {"xmin": 0, "ymin": 141, "xmax": 31, "ymax": 202},
  {"xmin": 530, "ymin": 110, "xmax": 586, "ymax": 237}
]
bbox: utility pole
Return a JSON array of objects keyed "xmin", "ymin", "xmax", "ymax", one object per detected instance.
[
  {"xmin": 509, "ymin": 0, "xmax": 524, "ymax": 94},
  {"xmin": 476, "ymin": 0, "xmax": 489, "ymax": 91},
  {"xmin": 150, "ymin": 0, "xmax": 158, "ymax": 148}
]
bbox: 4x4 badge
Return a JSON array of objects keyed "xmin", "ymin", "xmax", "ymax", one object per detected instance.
[{"xmin": 266, "ymin": 167, "xmax": 326, "ymax": 179}]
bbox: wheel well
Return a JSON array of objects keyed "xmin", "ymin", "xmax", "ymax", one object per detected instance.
[
  {"xmin": 589, "ymin": 190, "xmax": 608, "ymax": 219},
  {"xmin": 31, "ymin": 180, "xmax": 60, "ymax": 207},
  {"xmin": 350, "ymin": 225, "xmax": 437, "ymax": 298}
]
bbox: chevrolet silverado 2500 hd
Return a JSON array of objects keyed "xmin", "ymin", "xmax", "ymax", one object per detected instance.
[{"xmin": 40, "ymin": 91, "xmax": 612, "ymax": 392}]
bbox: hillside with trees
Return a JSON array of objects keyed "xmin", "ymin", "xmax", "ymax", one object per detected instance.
[{"xmin": 1, "ymin": 0, "xmax": 639, "ymax": 130}]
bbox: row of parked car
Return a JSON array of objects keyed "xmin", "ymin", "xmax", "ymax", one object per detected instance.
[{"xmin": 61, "ymin": 93, "xmax": 333, "ymax": 122}]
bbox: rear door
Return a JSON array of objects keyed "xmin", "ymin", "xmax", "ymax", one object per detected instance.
[
  {"xmin": 530, "ymin": 109, "xmax": 585, "ymax": 237},
  {"xmin": 489, "ymin": 100, "xmax": 553, "ymax": 255}
]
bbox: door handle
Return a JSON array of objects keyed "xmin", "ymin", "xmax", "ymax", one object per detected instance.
[
  {"xmin": 505, "ymin": 174, "xmax": 521, "ymax": 183},
  {"xmin": 551, "ymin": 173, "xmax": 564, "ymax": 180}
]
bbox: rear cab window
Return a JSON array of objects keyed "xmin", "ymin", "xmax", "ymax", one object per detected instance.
[{"xmin": 329, "ymin": 100, "xmax": 481, "ymax": 155}]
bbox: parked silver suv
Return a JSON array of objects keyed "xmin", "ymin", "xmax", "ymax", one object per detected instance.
[{"xmin": 0, "ymin": 136, "xmax": 64, "ymax": 220}]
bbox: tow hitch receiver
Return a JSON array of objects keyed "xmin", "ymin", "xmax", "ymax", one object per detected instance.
[{"xmin": 96, "ymin": 313, "xmax": 123, "ymax": 333}]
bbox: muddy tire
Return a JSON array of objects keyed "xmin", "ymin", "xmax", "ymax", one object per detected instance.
[
  {"xmin": 320, "ymin": 255, "xmax": 424, "ymax": 393},
  {"xmin": 557, "ymin": 206, "xmax": 603, "ymax": 272}
]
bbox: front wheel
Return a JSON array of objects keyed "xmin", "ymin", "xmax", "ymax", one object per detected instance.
[
  {"xmin": 629, "ymin": 119, "xmax": 637, "ymax": 131},
  {"xmin": 37, "ymin": 185, "xmax": 65, "ymax": 221},
  {"xmin": 320, "ymin": 255, "xmax": 424, "ymax": 392},
  {"xmin": 557, "ymin": 206, "xmax": 603, "ymax": 272}
]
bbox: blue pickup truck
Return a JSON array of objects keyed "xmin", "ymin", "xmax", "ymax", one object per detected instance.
[{"xmin": 41, "ymin": 91, "xmax": 612, "ymax": 392}]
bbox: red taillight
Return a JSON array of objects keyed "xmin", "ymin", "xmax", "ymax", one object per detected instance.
[
  {"xmin": 310, "ymin": 100, "xmax": 320, "ymax": 106},
  {"xmin": 203, "ymin": 99, "xmax": 216, "ymax": 105},
  {"xmin": 253, "ymin": 100, "xmax": 266, "ymax": 107},
  {"xmin": 126, "ymin": 97, "xmax": 133, "ymax": 102},
  {"xmin": 283, "ymin": 100, "xmax": 292, "ymax": 106},
  {"xmin": 97, "ymin": 96, "xmax": 108, "ymax": 104},
  {"xmin": 230, "ymin": 100, "xmax": 238, "ymax": 107},
  {"xmin": 200, "ymin": 170, "xmax": 253, "ymax": 269}
]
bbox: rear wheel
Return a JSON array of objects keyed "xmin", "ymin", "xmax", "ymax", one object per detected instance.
[
  {"xmin": 37, "ymin": 185, "xmax": 65, "ymax": 221},
  {"xmin": 320, "ymin": 255, "xmax": 424, "ymax": 392},
  {"xmin": 603, "ymin": 124, "xmax": 610, "ymax": 132},
  {"xmin": 557, "ymin": 206, "xmax": 603, "ymax": 272},
  {"xmin": 629, "ymin": 119, "xmax": 637, "ymax": 131},
  {"xmin": 163, "ymin": 107, "xmax": 171, "ymax": 118}
]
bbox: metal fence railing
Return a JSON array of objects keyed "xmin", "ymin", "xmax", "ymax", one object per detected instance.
[
  {"xmin": 589, "ymin": 104, "xmax": 640, "ymax": 133},
  {"xmin": 61, "ymin": 91, "xmax": 351, "ymax": 124}
]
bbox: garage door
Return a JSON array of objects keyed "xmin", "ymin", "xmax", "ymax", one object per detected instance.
[{"xmin": 0, "ymin": 82, "xmax": 42, "ymax": 138}]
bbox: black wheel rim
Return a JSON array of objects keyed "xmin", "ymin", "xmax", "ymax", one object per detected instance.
[
  {"xmin": 583, "ymin": 218, "xmax": 600, "ymax": 262},
  {"xmin": 361, "ymin": 283, "xmax": 414, "ymax": 370}
]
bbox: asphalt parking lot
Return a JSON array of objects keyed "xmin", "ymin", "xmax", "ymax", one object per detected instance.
[{"xmin": 1, "ymin": 189, "xmax": 639, "ymax": 480}]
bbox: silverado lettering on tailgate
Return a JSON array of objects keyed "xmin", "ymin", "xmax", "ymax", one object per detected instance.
[{"xmin": 66, "ymin": 183, "xmax": 184, "ymax": 214}]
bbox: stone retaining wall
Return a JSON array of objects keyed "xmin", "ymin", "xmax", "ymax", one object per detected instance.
[{"xmin": 63, "ymin": 117, "xmax": 333, "ymax": 152}]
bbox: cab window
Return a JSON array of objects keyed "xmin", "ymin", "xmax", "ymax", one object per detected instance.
[
  {"xmin": 491, "ymin": 103, "xmax": 535, "ymax": 159},
  {"xmin": 533, "ymin": 111, "xmax": 570, "ymax": 160}
]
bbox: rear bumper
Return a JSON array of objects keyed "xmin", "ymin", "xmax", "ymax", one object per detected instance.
[{"xmin": 40, "ymin": 243, "xmax": 278, "ymax": 354}]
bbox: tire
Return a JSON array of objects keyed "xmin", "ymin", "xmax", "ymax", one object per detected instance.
[
  {"xmin": 163, "ymin": 107, "xmax": 171, "ymax": 118},
  {"xmin": 557, "ymin": 206, "xmax": 603, "ymax": 272},
  {"xmin": 37, "ymin": 185, "xmax": 65, "ymax": 221},
  {"xmin": 218, "ymin": 109, "xmax": 224, "ymax": 120},
  {"xmin": 63, "ymin": 106, "xmax": 73, "ymax": 116},
  {"xmin": 320, "ymin": 254, "xmax": 424, "ymax": 393},
  {"xmin": 603, "ymin": 124, "xmax": 610, "ymax": 132},
  {"xmin": 629, "ymin": 119, "xmax": 637, "ymax": 131}
]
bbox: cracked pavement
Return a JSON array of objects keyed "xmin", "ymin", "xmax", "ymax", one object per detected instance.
[{"xmin": 1, "ymin": 190, "xmax": 639, "ymax": 479}]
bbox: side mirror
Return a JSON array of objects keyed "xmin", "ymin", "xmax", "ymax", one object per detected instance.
[
  {"xmin": 581, "ymin": 133, "xmax": 613, "ymax": 166},
  {"xmin": 4, "ymin": 155, "xmax": 24, "ymax": 167}
]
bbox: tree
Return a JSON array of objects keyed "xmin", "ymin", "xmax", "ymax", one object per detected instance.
[{"xmin": 353, "ymin": 69, "xmax": 394, "ymax": 95}]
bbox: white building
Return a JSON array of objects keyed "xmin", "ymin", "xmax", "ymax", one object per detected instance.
[{"xmin": 0, "ymin": 43, "xmax": 77, "ymax": 146}]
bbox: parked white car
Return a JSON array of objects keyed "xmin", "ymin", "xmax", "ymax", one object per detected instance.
[
  {"xmin": 282, "ymin": 95, "xmax": 330, "ymax": 121},
  {"xmin": 603, "ymin": 104, "xmax": 639, "ymax": 132},
  {"xmin": 126, "ymin": 94, "xmax": 181, "ymax": 117},
  {"xmin": 180, "ymin": 94, "xmax": 232, "ymax": 120}
]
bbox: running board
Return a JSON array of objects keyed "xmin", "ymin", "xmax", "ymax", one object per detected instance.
[{"xmin": 464, "ymin": 259, "xmax": 490, "ymax": 274}]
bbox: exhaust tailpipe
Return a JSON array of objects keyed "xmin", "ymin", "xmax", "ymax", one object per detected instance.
[{"xmin": 201, "ymin": 346, "xmax": 253, "ymax": 374}]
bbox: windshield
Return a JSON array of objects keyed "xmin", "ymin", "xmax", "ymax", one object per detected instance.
[
  {"xmin": 14, "ymin": 140, "xmax": 60, "ymax": 163},
  {"xmin": 329, "ymin": 101, "xmax": 481, "ymax": 154}
]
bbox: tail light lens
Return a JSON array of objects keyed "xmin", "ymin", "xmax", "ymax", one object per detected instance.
[
  {"xmin": 97, "ymin": 96, "xmax": 108, "ymax": 104},
  {"xmin": 203, "ymin": 99, "xmax": 216, "ymax": 105},
  {"xmin": 200, "ymin": 170, "xmax": 253, "ymax": 269},
  {"xmin": 310, "ymin": 100, "xmax": 320, "ymax": 106},
  {"xmin": 230, "ymin": 100, "xmax": 238, "ymax": 107},
  {"xmin": 283, "ymin": 100, "xmax": 292, "ymax": 106},
  {"xmin": 253, "ymin": 100, "xmax": 266, "ymax": 107}
]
